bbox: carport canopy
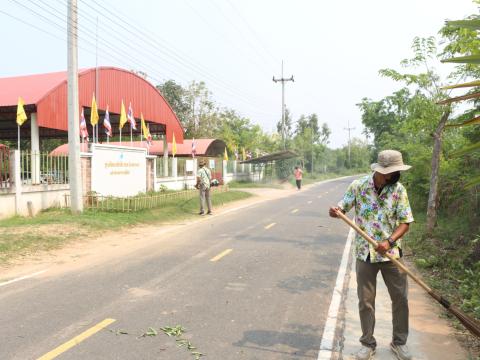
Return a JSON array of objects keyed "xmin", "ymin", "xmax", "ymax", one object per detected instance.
[{"xmin": 240, "ymin": 150, "xmax": 298, "ymax": 164}]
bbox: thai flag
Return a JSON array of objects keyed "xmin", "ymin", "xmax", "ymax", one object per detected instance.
[
  {"xmin": 80, "ymin": 108, "xmax": 89, "ymax": 142},
  {"xmin": 234, "ymin": 148, "xmax": 239, "ymax": 160},
  {"xmin": 127, "ymin": 102, "xmax": 136, "ymax": 130},
  {"xmin": 103, "ymin": 106, "xmax": 112, "ymax": 137},
  {"xmin": 192, "ymin": 137, "xmax": 196, "ymax": 158}
]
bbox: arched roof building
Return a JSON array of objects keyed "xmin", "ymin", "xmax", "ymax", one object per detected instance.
[{"xmin": 0, "ymin": 67, "xmax": 184, "ymax": 143}]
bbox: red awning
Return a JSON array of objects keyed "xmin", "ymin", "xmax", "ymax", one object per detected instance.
[{"xmin": 50, "ymin": 139, "xmax": 226, "ymax": 157}]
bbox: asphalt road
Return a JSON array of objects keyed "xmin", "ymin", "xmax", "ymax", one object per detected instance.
[{"xmin": 0, "ymin": 176, "xmax": 356, "ymax": 360}]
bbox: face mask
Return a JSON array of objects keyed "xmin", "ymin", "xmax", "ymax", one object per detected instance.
[{"xmin": 386, "ymin": 172, "xmax": 400, "ymax": 185}]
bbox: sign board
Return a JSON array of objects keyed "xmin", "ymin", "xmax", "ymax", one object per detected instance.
[
  {"xmin": 186, "ymin": 160, "xmax": 194, "ymax": 172},
  {"xmin": 209, "ymin": 159, "xmax": 215, "ymax": 169},
  {"xmin": 91, "ymin": 144, "xmax": 147, "ymax": 197}
]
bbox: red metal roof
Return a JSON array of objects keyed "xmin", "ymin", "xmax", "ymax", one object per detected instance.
[
  {"xmin": 0, "ymin": 67, "xmax": 184, "ymax": 143},
  {"xmin": 50, "ymin": 139, "xmax": 225, "ymax": 157}
]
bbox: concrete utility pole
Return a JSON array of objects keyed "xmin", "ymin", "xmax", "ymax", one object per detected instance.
[
  {"xmin": 67, "ymin": 0, "xmax": 83, "ymax": 213},
  {"xmin": 273, "ymin": 61, "xmax": 294, "ymax": 149},
  {"xmin": 344, "ymin": 120, "xmax": 355, "ymax": 169}
]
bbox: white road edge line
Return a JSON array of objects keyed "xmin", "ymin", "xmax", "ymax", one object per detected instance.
[
  {"xmin": 0, "ymin": 269, "xmax": 48, "ymax": 288},
  {"xmin": 317, "ymin": 227, "xmax": 354, "ymax": 360}
]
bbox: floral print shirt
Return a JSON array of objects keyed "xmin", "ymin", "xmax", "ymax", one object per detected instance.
[{"xmin": 338, "ymin": 174, "xmax": 414, "ymax": 263}]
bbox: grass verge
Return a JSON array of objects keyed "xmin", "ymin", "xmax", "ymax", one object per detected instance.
[
  {"xmin": 227, "ymin": 180, "xmax": 283, "ymax": 189},
  {"xmin": 0, "ymin": 190, "xmax": 252, "ymax": 264}
]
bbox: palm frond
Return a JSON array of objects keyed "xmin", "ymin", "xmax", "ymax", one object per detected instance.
[
  {"xmin": 446, "ymin": 116, "xmax": 480, "ymax": 127},
  {"xmin": 446, "ymin": 19, "xmax": 480, "ymax": 30},
  {"xmin": 442, "ymin": 80, "xmax": 480, "ymax": 90},
  {"xmin": 450, "ymin": 142, "xmax": 480, "ymax": 157},
  {"xmin": 437, "ymin": 91, "xmax": 480, "ymax": 105},
  {"xmin": 465, "ymin": 174, "xmax": 480, "ymax": 189},
  {"xmin": 441, "ymin": 54, "xmax": 480, "ymax": 64}
]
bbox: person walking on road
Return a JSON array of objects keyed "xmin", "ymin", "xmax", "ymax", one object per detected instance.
[
  {"xmin": 196, "ymin": 159, "xmax": 212, "ymax": 215},
  {"xmin": 329, "ymin": 150, "xmax": 414, "ymax": 360},
  {"xmin": 294, "ymin": 166, "xmax": 303, "ymax": 190}
]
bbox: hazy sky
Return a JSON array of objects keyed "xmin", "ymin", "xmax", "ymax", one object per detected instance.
[{"xmin": 1, "ymin": 0, "xmax": 478, "ymax": 148}]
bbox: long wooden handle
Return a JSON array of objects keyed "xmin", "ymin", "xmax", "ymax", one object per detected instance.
[{"xmin": 334, "ymin": 209, "xmax": 432, "ymax": 293}]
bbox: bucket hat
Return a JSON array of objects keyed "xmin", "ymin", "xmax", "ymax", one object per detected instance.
[{"xmin": 371, "ymin": 150, "xmax": 411, "ymax": 174}]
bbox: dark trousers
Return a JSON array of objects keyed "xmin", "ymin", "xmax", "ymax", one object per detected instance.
[
  {"xmin": 199, "ymin": 186, "xmax": 211, "ymax": 213},
  {"xmin": 296, "ymin": 179, "xmax": 301, "ymax": 189},
  {"xmin": 356, "ymin": 259, "xmax": 409, "ymax": 348}
]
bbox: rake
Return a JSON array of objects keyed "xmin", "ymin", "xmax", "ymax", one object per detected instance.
[{"xmin": 334, "ymin": 208, "xmax": 480, "ymax": 339}]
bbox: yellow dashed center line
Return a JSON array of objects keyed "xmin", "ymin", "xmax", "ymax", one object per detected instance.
[
  {"xmin": 210, "ymin": 249, "xmax": 233, "ymax": 262},
  {"xmin": 264, "ymin": 222, "xmax": 276, "ymax": 230},
  {"xmin": 291, "ymin": 209, "xmax": 299, "ymax": 214},
  {"xmin": 37, "ymin": 318, "xmax": 116, "ymax": 360}
]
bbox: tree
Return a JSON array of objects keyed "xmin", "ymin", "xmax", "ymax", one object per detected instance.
[
  {"xmin": 156, "ymin": 80, "xmax": 190, "ymax": 130},
  {"xmin": 439, "ymin": 18, "xmax": 480, "ymax": 187},
  {"xmin": 358, "ymin": 88, "xmax": 412, "ymax": 159},
  {"xmin": 319, "ymin": 123, "xmax": 331, "ymax": 145},
  {"xmin": 215, "ymin": 109, "xmax": 277, "ymax": 157},
  {"xmin": 378, "ymin": 36, "xmax": 452, "ymax": 234},
  {"xmin": 291, "ymin": 113, "xmax": 330, "ymax": 172}
]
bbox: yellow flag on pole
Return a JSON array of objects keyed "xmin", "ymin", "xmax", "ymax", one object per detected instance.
[
  {"xmin": 172, "ymin": 133, "xmax": 177, "ymax": 157},
  {"xmin": 90, "ymin": 93, "xmax": 99, "ymax": 125},
  {"xmin": 242, "ymin": 147, "xmax": 246, "ymax": 161},
  {"xmin": 141, "ymin": 113, "xmax": 151, "ymax": 140},
  {"xmin": 119, "ymin": 100, "xmax": 127, "ymax": 129},
  {"xmin": 224, "ymin": 147, "xmax": 228, "ymax": 161},
  {"xmin": 16, "ymin": 97, "xmax": 27, "ymax": 126}
]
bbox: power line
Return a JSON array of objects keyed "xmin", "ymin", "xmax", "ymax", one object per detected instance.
[
  {"xmin": 7, "ymin": 0, "xmax": 272, "ymax": 117},
  {"xmin": 81, "ymin": 0, "xmax": 271, "ymax": 109},
  {"xmin": 9, "ymin": 0, "xmax": 180, "ymax": 88},
  {"xmin": 4, "ymin": 0, "xmax": 277, "ymax": 122},
  {"xmin": 224, "ymin": 0, "xmax": 278, "ymax": 68},
  {"xmin": 7, "ymin": 0, "xmax": 269, "ymax": 114},
  {"xmin": 207, "ymin": 0, "xmax": 273, "ymax": 75}
]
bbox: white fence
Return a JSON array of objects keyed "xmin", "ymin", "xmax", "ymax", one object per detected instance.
[{"xmin": 0, "ymin": 149, "xmax": 263, "ymax": 219}]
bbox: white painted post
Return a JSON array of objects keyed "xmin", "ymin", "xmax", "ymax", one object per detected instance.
[
  {"xmin": 172, "ymin": 157, "xmax": 178, "ymax": 178},
  {"xmin": 222, "ymin": 159, "xmax": 227, "ymax": 182},
  {"xmin": 11, "ymin": 150, "xmax": 22, "ymax": 215},
  {"xmin": 162, "ymin": 136, "xmax": 169, "ymax": 177},
  {"xmin": 152, "ymin": 157, "xmax": 158, "ymax": 191},
  {"xmin": 193, "ymin": 158, "xmax": 198, "ymax": 178},
  {"xmin": 30, "ymin": 112, "xmax": 41, "ymax": 184}
]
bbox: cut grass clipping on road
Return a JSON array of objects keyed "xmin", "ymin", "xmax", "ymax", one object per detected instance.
[{"xmin": 0, "ymin": 190, "xmax": 251, "ymax": 264}]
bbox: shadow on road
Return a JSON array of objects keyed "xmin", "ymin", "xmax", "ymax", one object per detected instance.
[
  {"xmin": 277, "ymin": 268, "xmax": 337, "ymax": 294},
  {"xmin": 233, "ymin": 323, "xmax": 321, "ymax": 358}
]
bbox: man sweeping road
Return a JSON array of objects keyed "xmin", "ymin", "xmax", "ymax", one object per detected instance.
[{"xmin": 329, "ymin": 150, "xmax": 414, "ymax": 360}]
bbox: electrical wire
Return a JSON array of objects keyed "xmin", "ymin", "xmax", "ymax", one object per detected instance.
[{"xmin": 2, "ymin": 0, "xmax": 278, "ymax": 122}]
